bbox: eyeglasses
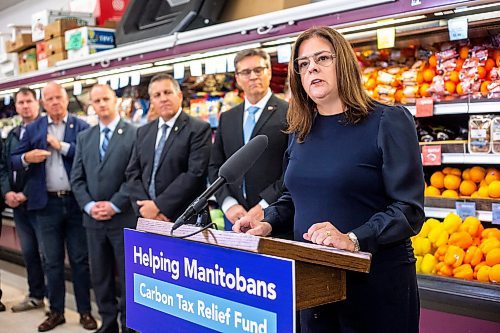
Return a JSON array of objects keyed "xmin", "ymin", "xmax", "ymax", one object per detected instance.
[
  {"xmin": 293, "ymin": 51, "xmax": 335, "ymax": 74},
  {"xmin": 236, "ymin": 66, "xmax": 268, "ymax": 78}
]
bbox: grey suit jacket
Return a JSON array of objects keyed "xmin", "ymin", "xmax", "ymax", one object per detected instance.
[{"xmin": 71, "ymin": 119, "xmax": 137, "ymax": 229}]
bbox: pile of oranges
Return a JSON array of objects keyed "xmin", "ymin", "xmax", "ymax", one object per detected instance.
[
  {"xmin": 425, "ymin": 166, "xmax": 500, "ymax": 199},
  {"xmin": 413, "ymin": 213, "xmax": 500, "ymax": 283}
]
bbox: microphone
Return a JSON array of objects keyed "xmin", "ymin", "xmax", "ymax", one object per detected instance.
[{"xmin": 171, "ymin": 135, "xmax": 269, "ymax": 231}]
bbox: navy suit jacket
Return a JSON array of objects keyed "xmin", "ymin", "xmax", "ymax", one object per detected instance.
[{"xmin": 11, "ymin": 114, "xmax": 89, "ymax": 211}]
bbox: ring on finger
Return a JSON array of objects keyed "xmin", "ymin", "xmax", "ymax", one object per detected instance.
[{"xmin": 325, "ymin": 230, "xmax": 331, "ymax": 237}]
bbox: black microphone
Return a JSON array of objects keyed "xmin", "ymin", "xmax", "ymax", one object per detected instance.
[{"xmin": 171, "ymin": 135, "xmax": 269, "ymax": 231}]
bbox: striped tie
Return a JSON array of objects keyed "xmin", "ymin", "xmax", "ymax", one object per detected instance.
[
  {"xmin": 148, "ymin": 124, "xmax": 169, "ymax": 199},
  {"xmin": 100, "ymin": 127, "xmax": 111, "ymax": 161}
]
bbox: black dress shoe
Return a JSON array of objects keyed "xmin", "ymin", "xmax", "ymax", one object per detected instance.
[
  {"xmin": 80, "ymin": 313, "xmax": 98, "ymax": 330},
  {"xmin": 38, "ymin": 312, "xmax": 65, "ymax": 332},
  {"xmin": 0, "ymin": 301, "xmax": 6, "ymax": 312}
]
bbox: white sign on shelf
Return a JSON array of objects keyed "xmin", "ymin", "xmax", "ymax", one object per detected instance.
[
  {"xmin": 173, "ymin": 63, "xmax": 185, "ymax": 80},
  {"xmin": 4, "ymin": 95, "xmax": 10, "ymax": 105},
  {"xmin": 97, "ymin": 77, "xmax": 108, "ymax": 85},
  {"xmin": 189, "ymin": 61, "xmax": 203, "ymax": 77},
  {"xmin": 119, "ymin": 75, "xmax": 129, "ymax": 88},
  {"xmin": 227, "ymin": 54, "xmax": 236, "ymax": 73},
  {"xmin": 110, "ymin": 77, "xmax": 119, "ymax": 90},
  {"xmin": 493, "ymin": 203, "xmax": 500, "ymax": 225},
  {"xmin": 215, "ymin": 56, "xmax": 227, "ymax": 74},
  {"xmin": 35, "ymin": 89, "xmax": 41, "ymax": 100},
  {"xmin": 131, "ymin": 73, "xmax": 141, "ymax": 86},
  {"xmin": 204, "ymin": 58, "xmax": 217, "ymax": 75},
  {"xmin": 277, "ymin": 44, "xmax": 292, "ymax": 63},
  {"xmin": 448, "ymin": 17, "xmax": 468, "ymax": 41},
  {"xmin": 73, "ymin": 82, "xmax": 82, "ymax": 96}
]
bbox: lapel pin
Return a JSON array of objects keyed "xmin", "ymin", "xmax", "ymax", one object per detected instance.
[
  {"xmin": 267, "ymin": 106, "xmax": 273, "ymax": 111},
  {"xmin": 117, "ymin": 128, "xmax": 123, "ymax": 134},
  {"xmin": 69, "ymin": 123, "xmax": 74, "ymax": 128},
  {"xmin": 174, "ymin": 126, "xmax": 178, "ymax": 132}
]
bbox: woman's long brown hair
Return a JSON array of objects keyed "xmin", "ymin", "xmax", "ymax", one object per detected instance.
[{"xmin": 287, "ymin": 26, "xmax": 375, "ymax": 142}]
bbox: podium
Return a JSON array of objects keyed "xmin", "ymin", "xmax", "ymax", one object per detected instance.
[{"xmin": 135, "ymin": 218, "xmax": 371, "ymax": 311}]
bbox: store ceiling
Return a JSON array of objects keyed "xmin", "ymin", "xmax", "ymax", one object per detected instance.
[{"xmin": 0, "ymin": 0, "xmax": 22, "ymax": 13}]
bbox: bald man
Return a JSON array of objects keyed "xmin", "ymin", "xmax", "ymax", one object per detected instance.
[{"xmin": 12, "ymin": 82, "xmax": 96, "ymax": 332}]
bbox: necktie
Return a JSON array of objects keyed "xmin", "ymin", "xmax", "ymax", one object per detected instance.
[
  {"xmin": 148, "ymin": 124, "xmax": 169, "ymax": 199},
  {"xmin": 100, "ymin": 127, "xmax": 111, "ymax": 161},
  {"xmin": 243, "ymin": 106, "xmax": 259, "ymax": 144}
]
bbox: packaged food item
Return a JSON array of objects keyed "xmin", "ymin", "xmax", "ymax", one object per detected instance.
[
  {"xmin": 468, "ymin": 115, "xmax": 491, "ymax": 154},
  {"xmin": 492, "ymin": 116, "xmax": 500, "ymax": 154}
]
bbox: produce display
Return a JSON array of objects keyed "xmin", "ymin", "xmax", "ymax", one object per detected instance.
[
  {"xmin": 413, "ymin": 213, "xmax": 500, "ymax": 283},
  {"xmin": 425, "ymin": 166, "xmax": 500, "ymax": 198}
]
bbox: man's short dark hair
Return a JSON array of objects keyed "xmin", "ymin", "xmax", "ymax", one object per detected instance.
[
  {"xmin": 148, "ymin": 73, "xmax": 181, "ymax": 95},
  {"xmin": 14, "ymin": 87, "xmax": 37, "ymax": 103},
  {"xmin": 234, "ymin": 48, "xmax": 271, "ymax": 71}
]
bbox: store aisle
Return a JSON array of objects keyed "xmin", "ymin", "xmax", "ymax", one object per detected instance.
[{"xmin": 0, "ymin": 260, "xmax": 100, "ymax": 333}]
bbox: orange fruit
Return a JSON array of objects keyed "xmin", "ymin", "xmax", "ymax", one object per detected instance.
[
  {"xmin": 477, "ymin": 186, "xmax": 490, "ymax": 198},
  {"xmin": 449, "ymin": 71, "xmax": 460, "ymax": 83},
  {"xmin": 486, "ymin": 248, "xmax": 500, "ymax": 266},
  {"xmin": 485, "ymin": 169, "xmax": 500, "ymax": 184},
  {"xmin": 366, "ymin": 78, "xmax": 376, "ymax": 90},
  {"xmin": 429, "ymin": 55, "xmax": 437, "ymax": 68},
  {"xmin": 459, "ymin": 180, "xmax": 477, "ymax": 196},
  {"xmin": 442, "ymin": 189, "xmax": 459, "ymax": 198},
  {"xmin": 450, "ymin": 168, "xmax": 462, "ymax": 177},
  {"xmin": 480, "ymin": 81, "xmax": 491, "ymax": 96},
  {"xmin": 442, "ymin": 167, "xmax": 453, "ymax": 175},
  {"xmin": 488, "ymin": 181, "xmax": 500, "ymax": 198},
  {"xmin": 444, "ymin": 174, "xmax": 461, "ymax": 190},
  {"xmin": 456, "ymin": 58, "xmax": 464, "ymax": 71},
  {"xmin": 459, "ymin": 46, "xmax": 469, "ymax": 60},
  {"xmin": 444, "ymin": 81, "xmax": 456, "ymax": 94},
  {"xmin": 477, "ymin": 66, "xmax": 487, "ymax": 80},
  {"xmin": 456, "ymin": 83, "xmax": 465, "ymax": 95},
  {"xmin": 471, "ymin": 191, "xmax": 479, "ymax": 198},
  {"xmin": 430, "ymin": 171, "xmax": 445, "ymax": 188},
  {"xmin": 416, "ymin": 71, "xmax": 424, "ymax": 84},
  {"xmin": 425, "ymin": 186, "xmax": 441, "ymax": 197},
  {"xmin": 395, "ymin": 89, "xmax": 404, "ymax": 103},
  {"xmin": 476, "ymin": 265, "xmax": 491, "ymax": 282},
  {"xmin": 469, "ymin": 166, "xmax": 486, "ymax": 183},
  {"xmin": 485, "ymin": 58, "xmax": 495, "ymax": 72},
  {"xmin": 423, "ymin": 68, "xmax": 436, "ymax": 83},
  {"xmin": 462, "ymin": 168, "xmax": 471, "ymax": 180},
  {"xmin": 489, "ymin": 264, "xmax": 500, "ymax": 283},
  {"xmin": 419, "ymin": 83, "xmax": 431, "ymax": 97},
  {"xmin": 480, "ymin": 180, "xmax": 488, "ymax": 188}
]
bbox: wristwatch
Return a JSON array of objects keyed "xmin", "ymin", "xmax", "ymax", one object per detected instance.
[{"xmin": 347, "ymin": 232, "xmax": 360, "ymax": 252}]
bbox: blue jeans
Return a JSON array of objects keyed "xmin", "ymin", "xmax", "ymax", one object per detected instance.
[
  {"xmin": 13, "ymin": 205, "xmax": 45, "ymax": 300},
  {"xmin": 36, "ymin": 195, "xmax": 91, "ymax": 314}
]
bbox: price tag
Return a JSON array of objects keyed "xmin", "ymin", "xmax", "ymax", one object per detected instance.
[
  {"xmin": 411, "ymin": 0, "xmax": 422, "ymax": 6},
  {"xmin": 448, "ymin": 17, "xmax": 468, "ymax": 41},
  {"xmin": 422, "ymin": 145, "xmax": 442, "ymax": 166},
  {"xmin": 189, "ymin": 61, "xmax": 202, "ymax": 77},
  {"xmin": 277, "ymin": 44, "xmax": 292, "ymax": 63},
  {"xmin": 215, "ymin": 56, "xmax": 227, "ymax": 73},
  {"xmin": 73, "ymin": 82, "xmax": 82, "ymax": 96},
  {"xmin": 173, "ymin": 63, "xmax": 185, "ymax": 80},
  {"xmin": 227, "ymin": 54, "xmax": 236, "ymax": 73},
  {"xmin": 492, "ymin": 203, "xmax": 500, "ymax": 225},
  {"xmin": 204, "ymin": 58, "xmax": 217, "ymax": 75},
  {"xmin": 119, "ymin": 75, "xmax": 129, "ymax": 88},
  {"xmin": 415, "ymin": 97, "xmax": 434, "ymax": 117},
  {"xmin": 456, "ymin": 202, "xmax": 476, "ymax": 220},
  {"xmin": 377, "ymin": 27, "xmax": 395, "ymax": 49},
  {"xmin": 131, "ymin": 72, "xmax": 141, "ymax": 86},
  {"xmin": 110, "ymin": 77, "xmax": 119, "ymax": 90},
  {"xmin": 67, "ymin": 31, "xmax": 83, "ymax": 50}
]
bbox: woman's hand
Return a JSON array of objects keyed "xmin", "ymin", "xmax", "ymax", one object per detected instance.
[
  {"xmin": 303, "ymin": 222, "xmax": 355, "ymax": 251},
  {"xmin": 232, "ymin": 215, "xmax": 272, "ymax": 236}
]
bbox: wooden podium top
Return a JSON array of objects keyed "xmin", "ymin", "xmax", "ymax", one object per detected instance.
[{"xmin": 136, "ymin": 218, "xmax": 371, "ymax": 273}]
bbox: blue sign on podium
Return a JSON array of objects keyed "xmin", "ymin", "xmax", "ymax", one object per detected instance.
[{"xmin": 124, "ymin": 229, "xmax": 295, "ymax": 333}]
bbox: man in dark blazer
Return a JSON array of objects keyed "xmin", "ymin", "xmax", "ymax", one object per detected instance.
[
  {"xmin": 0, "ymin": 87, "xmax": 46, "ymax": 313},
  {"xmin": 126, "ymin": 73, "xmax": 211, "ymax": 222},
  {"xmin": 209, "ymin": 49, "xmax": 288, "ymax": 230},
  {"xmin": 11, "ymin": 82, "xmax": 96, "ymax": 332},
  {"xmin": 71, "ymin": 84, "xmax": 137, "ymax": 333}
]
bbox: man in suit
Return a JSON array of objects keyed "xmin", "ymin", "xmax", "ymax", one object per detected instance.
[
  {"xmin": 11, "ymin": 82, "xmax": 96, "ymax": 332},
  {"xmin": 0, "ymin": 87, "xmax": 45, "ymax": 312},
  {"xmin": 209, "ymin": 49, "xmax": 288, "ymax": 229},
  {"xmin": 71, "ymin": 84, "xmax": 137, "ymax": 333},
  {"xmin": 126, "ymin": 73, "xmax": 211, "ymax": 222}
]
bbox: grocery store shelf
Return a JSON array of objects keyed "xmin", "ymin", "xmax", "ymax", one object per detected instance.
[
  {"xmin": 406, "ymin": 101, "xmax": 500, "ymax": 116},
  {"xmin": 418, "ymin": 274, "xmax": 500, "ymax": 322},
  {"xmin": 424, "ymin": 206, "xmax": 492, "ymax": 222},
  {"xmin": 441, "ymin": 153, "xmax": 500, "ymax": 164}
]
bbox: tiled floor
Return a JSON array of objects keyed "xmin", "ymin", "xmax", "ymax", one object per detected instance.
[{"xmin": 0, "ymin": 260, "xmax": 100, "ymax": 333}]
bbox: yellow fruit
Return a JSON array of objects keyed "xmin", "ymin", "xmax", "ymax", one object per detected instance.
[
  {"xmin": 442, "ymin": 213, "xmax": 462, "ymax": 233},
  {"xmin": 442, "ymin": 167, "xmax": 453, "ymax": 175},
  {"xmin": 421, "ymin": 253, "xmax": 438, "ymax": 274},
  {"xmin": 428, "ymin": 225, "xmax": 449, "ymax": 247},
  {"xmin": 486, "ymin": 248, "xmax": 500, "ymax": 266},
  {"xmin": 415, "ymin": 255, "xmax": 423, "ymax": 273},
  {"xmin": 477, "ymin": 186, "xmax": 490, "ymax": 198},
  {"xmin": 470, "ymin": 191, "xmax": 479, "ymax": 198},
  {"xmin": 442, "ymin": 189, "xmax": 459, "ymax": 198},
  {"xmin": 462, "ymin": 168, "xmax": 471, "ymax": 180},
  {"xmin": 424, "ymin": 186, "xmax": 441, "ymax": 197},
  {"xmin": 488, "ymin": 181, "xmax": 500, "ymax": 198},
  {"xmin": 489, "ymin": 264, "xmax": 500, "ymax": 283},
  {"xmin": 459, "ymin": 180, "xmax": 477, "ymax": 196},
  {"xmin": 430, "ymin": 171, "xmax": 445, "ymax": 189},
  {"xmin": 413, "ymin": 237, "xmax": 432, "ymax": 256},
  {"xmin": 419, "ymin": 218, "xmax": 441, "ymax": 237},
  {"xmin": 485, "ymin": 169, "xmax": 500, "ymax": 184},
  {"xmin": 469, "ymin": 166, "xmax": 486, "ymax": 183},
  {"xmin": 476, "ymin": 265, "xmax": 491, "ymax": 282},
  {"xmin": 479, "ymin": 180, "xmax": 488, "ymax": 188},
  {"xmin": 444, "ymin": 175, "xmax": 461, "ymax": 190},
  {"xmin": 480, "ymin": 238, "xmax": 500, "ymax": 254}
]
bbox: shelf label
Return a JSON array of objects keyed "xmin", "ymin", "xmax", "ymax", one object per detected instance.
[
  {"xmin": 411, "ymin": 0, "xmax": 421, "ymax": 6},
  {"xmin": 448, "ymin": 17, "xmax": 468, "ymax": 41},
  {"xmin": 422, "ymin": 145, "xmax": 442, "ymax": 166},
  {"xmin": 204, "ymin": 58, "xmax": 217, "ymax": 75},
  {"xmin": 131, "ymin": 72, "xmax": 141, "ymax": 86},
  {"xmin": 415, "ymin": 97, "xmax": 434, "ymax": 117},
  {"xmin": 277, "ymin": 44, "xmax": 292, "ymax": 63},
  {"xmin": 189, "ymin": 61, "xmax": 202, "ymax": 77},
  {"xmin": 67, "ymin": 31, "xmax": 83, "ymax": 50},
  {"xmin": 456, "ymin": 202, "xmax": 476, "ymax": 220},
  {"xmin": 377, "ymin": 27, "xmax": 395, "ymax": 49},
  {"xmin": 493, "ymin": 203, "xmax": 500, "ymax": 225},
  {"xmin": 73, "ymin": 82, "xmax": 82, "ymax": 96},
  {"xmin": 173, "ymin": 63, "xmax": 185, "ymax": 80}
]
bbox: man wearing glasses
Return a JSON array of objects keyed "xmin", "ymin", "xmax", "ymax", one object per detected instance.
[{"xmin": 209, "ymin": 48, "xmax": 288, "ymax": 232}]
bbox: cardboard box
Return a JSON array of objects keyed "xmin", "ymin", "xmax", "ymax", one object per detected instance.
[
  {"xmin": 38, "ymin": 51, "xmax": 66, "ymax": 70},
  {"xmin": 67, "ymin": 44, "xmax": 114, "ymax": 60},
  {"xmin": 32, "ymin": 10, "xmax": 95, "ymax": 42},
  {"xmin": 36, "ymin": 41, "xmax": 47, "ymax": 62},
  {"xmin": 65, "ymin": 27, "xmax": 115, "ymax": 51},
  {"xmin": 5, "ymin": 34, "xmax": 34, "ymax": 53},
  {"xmin": 18, "ymin": 48, "xmax": 37, "ymax": 73},
  {"xmin": 45, "ymin": 37, "xmax": 66, "ymax": 55},
  {"xmin": 220, "ymin": 0, "xmax": 309, "ymax": 21},
  {"xmin": 44, "ymin": 19, "xmax": 81, "ymax": 40}
]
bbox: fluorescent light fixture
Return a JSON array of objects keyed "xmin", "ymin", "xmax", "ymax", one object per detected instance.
[
  {"xmin": 77, "ymin": 63, "xmax": 153, "ymax": 80},
  {"xmin": 261, "ymin": 37, "xmax": 297, "ymax": 47},
  {"xmin": 29, "ymin": 82, "xmax": 47, "ymax": 89},
  {"xmin": 0, "ymin": 88, "xmax": 19, "ymax": 95},
  {"xmin": 337, "ymin": 15, "xmax": 427, "ymax": 34},
  {"xmin": 55, "ymin": 77, "xmax": 75, "ymax": 84},
  {"xmin": 454, "ymin": 3, "xmax": 499, "ymax": 13}
]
